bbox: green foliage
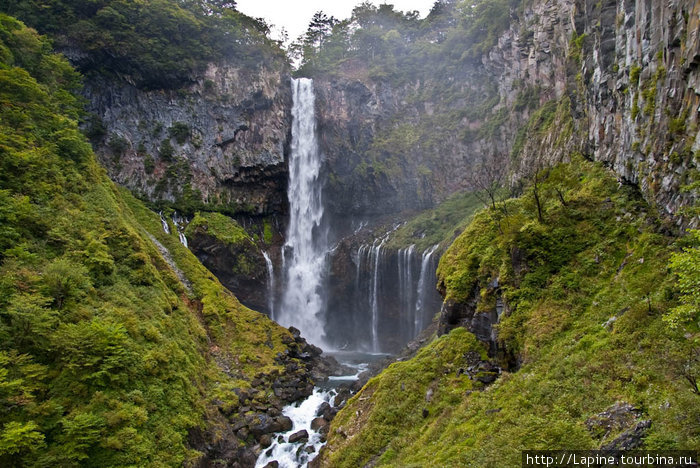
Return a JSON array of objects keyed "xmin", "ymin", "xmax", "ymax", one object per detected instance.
[
  {"xmin": 185, "ymin": 211, "xmax": 253, "ymax": 248},
  {"xmin": 385, "ymin": 191, "xmax": 486, "ymax": 251},
  {"xmin": 0, "ymin": 17, "xmax": 297, "ymax": 465},
  {"xmin": 1, "ymin": 0, "xmax": 285, "ymax": 89},
  {"xmin": 159, "ymin": 138, "xmax": 174, "ymax": 160},
  {"xmin": 665, "ymin": 230, "xmax": 700, "ymax": 330},
  {"xmin": 325, "ymin": 157, "xmax": 700, "ymax": 466},
  {"xmin": 168, "ymin": 122, "xmax": 190, "ymax": 145}
]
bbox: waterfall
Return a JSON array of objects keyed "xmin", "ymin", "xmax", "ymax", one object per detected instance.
[
  {"xmin": 278, "ymin": 78, "xmax": 328, "ymax": 347},
  {"xmin": 369, "ymin": 240, "xmax": 386, "ymax": 353},
  {"xmin": 159, "ymin": 212, "xmax": 171, "ymax": 235},
  {"xmin": 172, "ymin": 212, "xmax": 188, "ymax": 247},
  {"xmin": 262, "ymin": 251, "xmax": 275, "ymax": 320},
  {"xmin": 398, "ymin": 245, "xmax": 416, "ymax": 339},
  {"xmin": 415, "ymin": 244, "xmax": 439, "ymax": 333}
]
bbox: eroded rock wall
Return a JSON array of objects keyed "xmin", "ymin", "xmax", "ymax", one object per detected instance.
[{"xmin": 84, "ymin": 61, "xmax": 292, "ymax": 215}]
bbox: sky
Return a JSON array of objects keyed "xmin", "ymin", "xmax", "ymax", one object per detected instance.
[{"xmin": 236, "ymin": 0, "xmax": 436, "ymax": 44}]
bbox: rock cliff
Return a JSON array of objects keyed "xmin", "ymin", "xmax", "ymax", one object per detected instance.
[
  {"xmin": 310, "ymin": 0, "xmax": 698, "ymax": 228},
  {"xmin": 83, "ymin": 61, "xmax": 292, "ymax": 216}
]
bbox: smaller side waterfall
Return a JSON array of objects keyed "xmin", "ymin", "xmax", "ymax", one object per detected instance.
[
  {"xmin": 345, "ymin": 241, "xmax": 442, "ymax": 353},
  {"xmin": 369, "ymin": 240, "xmax": 386, "ymax": 353},
  {"xmin": 172, "ymin": 212, "xmax": 188, "ymax": 247},
  {"xmin": 159, "ymin": 212, "xmax": 171, "ymax": 234},
  {"xmin": 415, "ymin": 244, "xmax": 440, "ymax": 334},
  {"xmin": 262, "ymin": 251, "xmax": 275, "ymax": 319},
  {"xmin": 398, "ymin": 245, "xmax": 416, "ymax": 338}
]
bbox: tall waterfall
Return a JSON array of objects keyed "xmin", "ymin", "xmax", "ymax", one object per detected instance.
[{"xmin": 278, "ymin": 78, "xmax": 328, "ymax": 346}]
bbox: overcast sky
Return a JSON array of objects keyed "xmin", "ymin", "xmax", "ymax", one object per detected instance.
[{"xmin": 236, "ymin": 0, "xmax": 436, "ymax": 44}]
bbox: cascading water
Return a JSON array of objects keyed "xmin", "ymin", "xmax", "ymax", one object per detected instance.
[
  {"xmin": 278, "ymin": 78, "xmax": 328, "ymax": 347},
  {"xmin": 369, "ymin": 239, "xmax": 386, "ymax": 352},
  {"xmin": 415, "ymin": 244, "xmax": 440, "ymax": 334},
  {"xmin": 262, "ymin": 251, "xmax": 275, "ymax": 319},
  {"xmin": 350, "ymin": 242, "xmax": 442, "ymax": 352},
  {"xmin": 398, "ymin": 245, "xmax": 416, "ymax": 337}
]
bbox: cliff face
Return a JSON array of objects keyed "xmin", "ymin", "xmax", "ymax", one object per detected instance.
[
  {"xmin": 311, "ymin": 0, "xmax": 698, "ymax": 227},
  {"xmin": 489, "ymin": 0, "xmax": 699, "ymax": 226},
  {"xmin": 83, "ymin": 61, "xmax": 292, "ymax": 215},
  {"xmin": 314, "ymin": 62, "xmax": 494, "ymax": 220}
]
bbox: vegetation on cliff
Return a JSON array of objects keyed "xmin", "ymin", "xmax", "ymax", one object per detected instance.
[
  {"xmin": 0, "ymin": 15, "xmax": 299, "ymax": 466},
  {"xmin": 320, "ymin": 155, "xmax": 699, "ymax": 466},
  {"xmin": 1, "ymin": 0, "xmax": 285, "ymax": 88}
]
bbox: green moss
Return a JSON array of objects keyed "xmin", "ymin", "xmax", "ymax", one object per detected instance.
[
  {"xmin": 263, "ymin": 218, "xmax": 273, "ymax": 245},
  {"xmin": 385, "ymin": 191, "xmax": 489, "ymax": 251},
  {"xmin": 324, "ymin": 328, "xmax": 487, "ymax": 468},
  {"xmin": 185, "ymin": 211, "xmax": 253, "ymax": 248},
  {"xmin": 0, "ymin": 16, "xmax": 296, "ymax": 465},
  {"xmin": 323, "ymin": 156, "xmax": 699, "ymax": 466},
  {"xmin": 630, "ymin": 64, "xmax": 642, "ymax": 85}
]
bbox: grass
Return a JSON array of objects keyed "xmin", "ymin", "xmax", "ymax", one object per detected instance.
[
  {"xmin": 319, "ymin": 156, "xmax": 700, "ymax": 467},
  {"xmin": 385, "ymin": 191, "xmax": 488, "ymax": 252}
]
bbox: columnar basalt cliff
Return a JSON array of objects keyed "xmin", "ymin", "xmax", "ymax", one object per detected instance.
[
  {"xmin": 309, "ymin": 0, "xmax": 698, "ymax": 228},
  {"xmin": 488, "ymin": 0, "xmax": 699, "ymax": 226},
  {"xmin": 83, "ymin": 62, "xmax": 292, "ymax": 215}
]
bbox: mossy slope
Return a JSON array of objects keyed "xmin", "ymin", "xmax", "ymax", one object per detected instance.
[
  {"xmin": 0, "ymin": 15, "xmax": 294, "ymax": 466},
  {"xmin": 320, "ymin": 156, "xmax": 699, "ymax": 467}
]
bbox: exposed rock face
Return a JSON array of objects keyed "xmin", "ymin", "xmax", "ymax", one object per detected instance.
[
  {"xmin": 83, "ymin": 61, "xmax": 292, "ymax": 215},
  {"xmin": 314, "ymin": 62, "xmax": 492, "ymax": 220},
  {"xmin": 313, "ymin": 0, "xmax": 698, "ymax": 228},
  {"xmin": 486, "ymin": 0, "xmax": 699, "ymax": 227},
  {"xmin": 186, "ymin": 225, "xmax": 269, "ymax": 313}
]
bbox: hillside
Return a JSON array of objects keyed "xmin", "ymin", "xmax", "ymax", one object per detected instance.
[
  {"xmin": 318, "ymin": 156, "xmax": 700, "ymax": 466},
  {"xmin": 0, "ymin": 15, "xmax": 322, "ymax": 466}
]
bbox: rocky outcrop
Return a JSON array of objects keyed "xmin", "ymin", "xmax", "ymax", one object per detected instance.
[
  {"xmin": 192, "ymin": 326, "xmax": 343, "ymax": 468},
  {"xmin": 84, "ymin": 61, "xmax": 292, "ymax": 216},
  {"xmin": 312, "ymin": 0, "xmax": 698, "ymax": 228},
  {"xmin": 486, "ymin": 0, "xmax": 699, "ymax": 227},
  {"xmin": 314, "ymin": 61, "xmax": 493, "ymax": 220},
  {"xmin": 186, "ymin": 225, "xmax": 269, "ymax": 313}
]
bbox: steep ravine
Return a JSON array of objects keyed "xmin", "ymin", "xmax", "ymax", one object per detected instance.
[{"xmin": 310, "ymin": 0, "xmax": 699, "ymax": 228}]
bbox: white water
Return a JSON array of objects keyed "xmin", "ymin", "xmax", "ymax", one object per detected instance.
[
  {"xmin": 278, "ymin": 78, "xmax": 328, "ymax": 347},
  {"xmin": 159, "ymin": 212, "xmax": 171, "ymax": 234},
  {"xmin": 398, "ymin": 245, "xmax": 416, "ymax": 337},
  {"xmin": 255, "ymin": 388, "xmax": 336, "ymax": 468},
  {"xmin": 415, "ymin": 244, "xmax": 439, "ymax": 333},
  {"xmin": 262, "ymin": 251, "xmax": 275, "ymax": 320},
  {"xmin": 172, "ymin": 212, "xmax": 188, "ymax": 247},
  {"xmin": 369, "ymin": 239, "xmax": 386, "ymax": 352}
]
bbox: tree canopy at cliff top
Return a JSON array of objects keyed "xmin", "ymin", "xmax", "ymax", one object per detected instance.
[{"xmin": 0, "ymin": 0, "xmax": 284, "ymax": 89}]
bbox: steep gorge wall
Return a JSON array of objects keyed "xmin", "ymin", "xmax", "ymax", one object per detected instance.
[
  {"xmin": 83, "ymin": 60, "xmax": 292, "ymax": 216},
  {"xmin": 312, "ymin": 0, "xmax": 698, "ymax": 228},
  {"xmin": 489, "ymin": 0, "xmax": 699, "ymax": 225}
]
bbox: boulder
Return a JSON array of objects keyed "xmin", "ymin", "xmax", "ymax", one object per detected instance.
[{"xmin": 288, "ymin": 430, "xmax": 309, "ymax": 444}]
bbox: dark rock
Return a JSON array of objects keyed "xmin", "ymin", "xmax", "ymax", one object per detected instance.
[
  {"xmin": 311, "ymin": 417, "xmax": 329, "ymax": 432},
  {"xmin": 316, "ymin": 402, "xmax": 332, "ymax": 419},
  {"xmin": 259, "ymin": 434, "xmax": 272, "ymax": 448},
  {"xmin": 601, "ymin": 420, "xmax": 652, "ymax": 450},
  {"xmin": 305, "ymin": 445, "xmax": 316, "ymax": 454},
  {"xmin": 586, "ymin": 401, "xmax": 651, "ymax": 449},
  {"xmin": 288, "ymin": 430, "xmax": 309, "ymax": 444},
  {"xmin": 248, "ymin": 413, "xmax": 286, "ymax": 437},
  {"xmin": 277, "ymin": 416, "xmax": 293, "ymax": 432},
  {"xmin": 422, "ymin": 408, "xmax": 429, "ymax": 418},
  {"xmin": 263, "ymin": 461, "xmax": 279, "ymax": 468}
]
